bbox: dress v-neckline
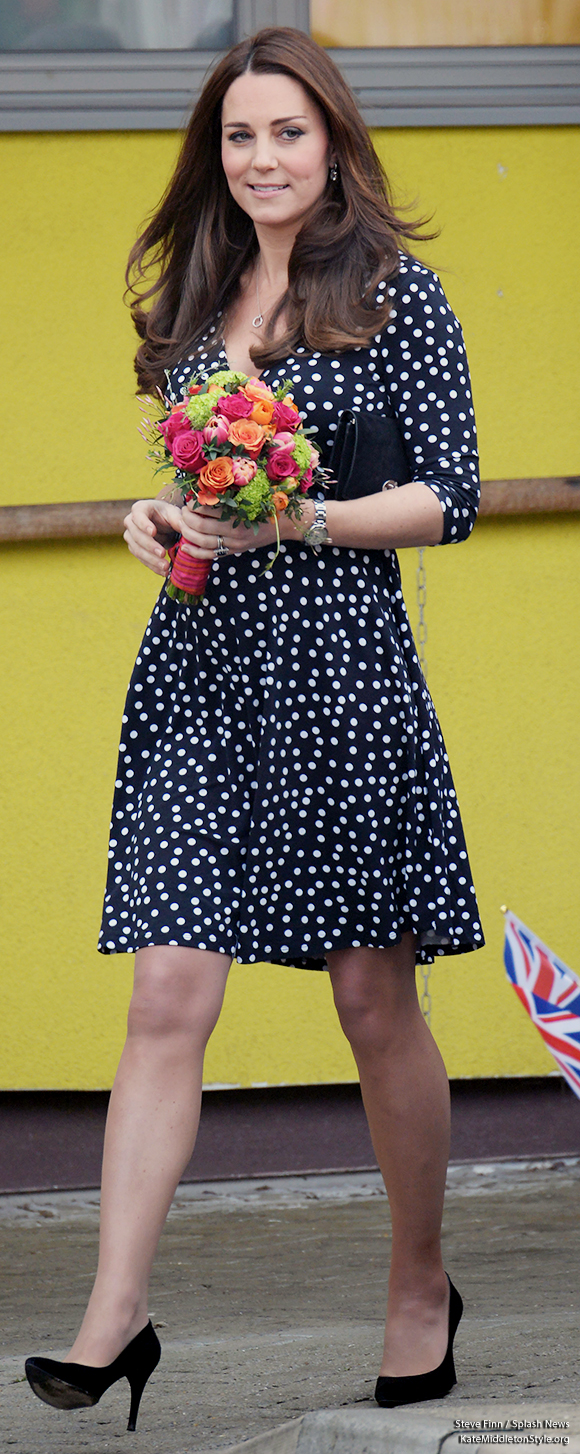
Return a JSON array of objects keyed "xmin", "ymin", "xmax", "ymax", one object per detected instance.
[{"xmin": 219, "ymin": 339, "xmax": 265, "ymax": 380}]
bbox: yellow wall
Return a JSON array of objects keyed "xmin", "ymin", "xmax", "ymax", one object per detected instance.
[{"xmin": 1, "ymin": 126, "xmax": 579, "ymax": 1088}]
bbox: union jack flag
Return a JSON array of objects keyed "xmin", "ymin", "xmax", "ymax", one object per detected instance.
[{"xmin": 503, "ymin": 911, "xmax": 580, "ymax": 1098}]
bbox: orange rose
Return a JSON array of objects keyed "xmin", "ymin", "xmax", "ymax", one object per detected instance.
[
  {"xmin": 272, "ymin": 490, "xmax": 289, "ymax": 512},
  {"xmin": 250, "ymin": 397, "xmax": 275, "ymax": 426},
  {"xmin": 243, "ymin": 378, "xmax": 274, "ymax": 403},
  {"xmin": 198, "ymin": 457, "xmax": 234, "ymax": 493},
  {"xmin": 227, "ymin": 418, "xmax": 265, "ymax": 456},
  {"xmin": 197, "ymin": 482, "xmax": 220, "ymax": 506}
]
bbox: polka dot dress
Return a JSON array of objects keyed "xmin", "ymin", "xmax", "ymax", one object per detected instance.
[{"xmin": 99, "ymin": 257, "xmax": 484, "ymax": 968}]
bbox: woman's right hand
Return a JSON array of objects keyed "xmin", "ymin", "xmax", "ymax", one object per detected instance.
[{"xmin": 123, "ymin": 498, "xmax": 184, "ymax": 577}]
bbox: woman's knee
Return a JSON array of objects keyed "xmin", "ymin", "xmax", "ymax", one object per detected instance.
[
  {"xmin": 328, "ymin": 940, "xmax": 419, "ymax": 1053},
  {"xmin": 127, "ymin": 945, "xmax": 231, "ymax": 1043}
]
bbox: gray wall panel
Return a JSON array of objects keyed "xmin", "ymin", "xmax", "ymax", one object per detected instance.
[{"xmin": 1, "ymin": 45, "xmax": 578, "ymax": 130}]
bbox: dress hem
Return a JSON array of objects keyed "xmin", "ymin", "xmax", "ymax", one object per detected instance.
[{"xmin": 98, "ymin": 929, "xmax": 485, "ymax": 968}]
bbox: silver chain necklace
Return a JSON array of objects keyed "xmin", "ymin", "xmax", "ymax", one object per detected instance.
[{"xmin": 252, "ymin": 259, "xmax": 264, "ymax": 328}]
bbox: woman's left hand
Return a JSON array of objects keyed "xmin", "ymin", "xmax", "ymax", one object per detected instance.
[{"xmin": 176, "ymin": 502, "xmax": 305, "ymax": 558}]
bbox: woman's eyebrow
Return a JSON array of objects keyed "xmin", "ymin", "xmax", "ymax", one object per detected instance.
[{"xmin": 223, "ymin": 115, "xmax": 308, "ymax": 127}]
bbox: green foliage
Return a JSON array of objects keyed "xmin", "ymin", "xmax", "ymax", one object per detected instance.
[{"xmin": 273, "ymin": 378, "xmax": 294, "ymax": 400}]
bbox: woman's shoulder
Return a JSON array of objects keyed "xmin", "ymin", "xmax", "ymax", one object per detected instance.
[
  {"xmin": 369, "ymin": 251, "xmax": 465, "ymax": 355},
  {"xmin": 377, "ymin": 252, "xmax": 455, "ymax": 315}
]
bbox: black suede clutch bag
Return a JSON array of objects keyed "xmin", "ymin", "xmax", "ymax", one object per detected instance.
[{"xmin": 325, "ymin": 406, "xmax": 410, "ymax": 500}]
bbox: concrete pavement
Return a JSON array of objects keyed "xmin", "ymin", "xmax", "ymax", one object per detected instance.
[{"xmin": 1, "ymin": 1160, "xmax": 578, "ymax": 1453}]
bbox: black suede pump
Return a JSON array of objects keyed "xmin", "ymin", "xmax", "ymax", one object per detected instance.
[
  {"xmin": 375, "ymin": 1275, "xmax": 463, "ymax": 1408},
  {"xmin": 24, "ymin": 1319, "xmax": 161, "ymax": 1432}
]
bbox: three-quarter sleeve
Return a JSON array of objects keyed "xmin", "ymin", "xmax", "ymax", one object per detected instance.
[{"xmin": 376, "ymin": 256, "xmax": 480, "ymax": 544}]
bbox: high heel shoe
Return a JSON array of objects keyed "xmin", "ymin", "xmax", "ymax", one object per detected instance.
[
  {"xmin": 375, "ymin": 1274, "xmax": 463, "ymax": 1408},
  {"xmin": 24, "ymin": 1319, "xmax": 161, "ymax": 1432}
]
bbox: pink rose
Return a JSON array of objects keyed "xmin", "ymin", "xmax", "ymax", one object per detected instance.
[
  {"xmin": 309, "ymin": 447, "xmax": 320, "ymax": 468},
  {"xmin": 299, "ymin": 466, "xmax": 313, "ymax": 491},
  {"xmin": 159, "ymin": 407, "xmax": 188, "ymax": 446},
  {"xmin": 171, "ymin": 428, "xmax": 206, "ymax": 473},
  {"xmin": 266, "ymin": 447, "xmax": 301, "ymax": 481},
  {"xmin": 216, "ymin": 393, "xmax": 254, "ymax": 422},
  {"xmin": 271, "ymin": 431, "xmax": 296, "ymax": 448},
  {"xmin": 272, "ymin": 399, "xmax": 300, "ymax": 432},
  {"xmin": 232, "ymin": 458, "xmax": 258, "ymax": 486},
  {"xmin": 203, "ymin": 414, "xmax": 230, "ymax": 446}
]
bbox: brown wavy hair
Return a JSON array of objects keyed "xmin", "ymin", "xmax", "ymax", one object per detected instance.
[{"xmin": 127, "ymin": 27, "xmax": 433, "ymax": 393}]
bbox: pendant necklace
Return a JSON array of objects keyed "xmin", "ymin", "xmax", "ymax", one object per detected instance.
[{"xmin": 252, "ymin": 259, "xmax": 264, "ymax": 328}]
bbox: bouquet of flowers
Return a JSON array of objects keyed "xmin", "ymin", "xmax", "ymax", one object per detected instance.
[{"xmin": 139, "ymin": 369, "xmax": 324, "ymax": 605}]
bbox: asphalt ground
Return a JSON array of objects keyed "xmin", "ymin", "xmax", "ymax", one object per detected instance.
[{"xmin": 1, "ymin": 1160, "xmax": 578, "ymax": 1453}]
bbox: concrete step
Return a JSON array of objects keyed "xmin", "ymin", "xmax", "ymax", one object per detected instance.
[{"xmin": 210, "ymin": 1404, "xmax": 580, "ymax": 1454}]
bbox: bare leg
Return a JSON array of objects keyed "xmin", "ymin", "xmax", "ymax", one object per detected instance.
[
  {"xmin": 328, "ymin": 935, "xmax": 450, "ymax": 1377},
  {"xmin": 67, "ymin": 945, "xmax": 231, "ymax": 1366}
]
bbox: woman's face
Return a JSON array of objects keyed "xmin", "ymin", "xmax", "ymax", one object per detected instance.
[{"xmin": 221, "ymin": 71, "xmax": 332, "ymax": 232}]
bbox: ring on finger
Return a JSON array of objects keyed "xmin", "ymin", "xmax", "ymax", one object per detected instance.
[{"xmin": 214, "ymin": 534, "xmax": 229, "ymax": 558}]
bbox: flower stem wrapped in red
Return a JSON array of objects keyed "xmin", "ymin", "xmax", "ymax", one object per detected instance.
[{"xmin": 140, "ymin": 370, "xmax": 325, "ymax": 605}]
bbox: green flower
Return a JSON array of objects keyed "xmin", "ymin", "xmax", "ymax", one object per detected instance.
[
  {"xmin": 291, "ymin": 432, "xmax": 312, "ymax": 472},
  {"xmin": 236, "ymin": 468, "xmax": 273, "ymax": 521},
  {"xmin": 185, "ymin": 393, "xmax": 215, "ymax": 429},
  {"xmin": 204, "ymin": 369, "xmax": 248, "ymax": 393}
]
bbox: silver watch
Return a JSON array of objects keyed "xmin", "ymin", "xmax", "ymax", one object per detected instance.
[{"xmin": 304, "ymin": 501, "xmax": 332, "ymax": 550}]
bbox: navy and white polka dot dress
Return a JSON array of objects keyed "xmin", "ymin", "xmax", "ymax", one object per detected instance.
[{"xmin": 99, "ymin": 256, "xmax": 484, "ymax": 968}]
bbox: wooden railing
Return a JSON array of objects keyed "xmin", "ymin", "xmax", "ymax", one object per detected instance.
[{"xmin": 0, "ymin": 478, "xmax": 579, "ymax": 541}]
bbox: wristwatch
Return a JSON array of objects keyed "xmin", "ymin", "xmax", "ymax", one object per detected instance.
[{"xmin": 304, "ymin": 500, "xmax": 332, "ymax": 550}]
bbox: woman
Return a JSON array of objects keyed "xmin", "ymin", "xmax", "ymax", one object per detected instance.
[{"xmin": 25, "ymin": 26, "xmax": 483, "ymax": 1429}]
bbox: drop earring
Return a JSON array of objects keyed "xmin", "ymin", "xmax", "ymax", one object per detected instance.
[{"xmin": 329, "ymin": 161, "xmax": 338, "ymax": 182}]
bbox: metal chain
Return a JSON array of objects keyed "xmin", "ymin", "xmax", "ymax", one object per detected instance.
[
  {"xmin": 419, "ymin": 965, "xmax": 432, "ymax": 1026},
  {"xmin": 416, "ymin": 546, "xmax": 431, "ymax": 1023},
  {"xmin": 416, "ymin": 546, "xmax": 428, "ymax": 679}
]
